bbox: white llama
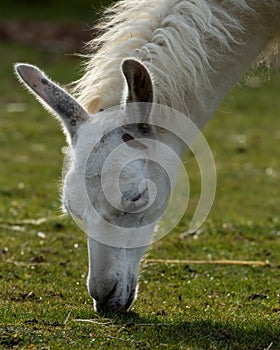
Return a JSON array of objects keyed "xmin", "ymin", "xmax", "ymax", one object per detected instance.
[{"xmin": 15, "ymin": 0, "xmax": 280, "ymax": 312}]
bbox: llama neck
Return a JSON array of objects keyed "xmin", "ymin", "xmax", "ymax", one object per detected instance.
[
  {"xmin": 190, "ymin": 3, "xmax": 280, "ymax": 129},
  {"xmin": 75, "ymin": 0, "xmax": 280, "ymax": 122}
]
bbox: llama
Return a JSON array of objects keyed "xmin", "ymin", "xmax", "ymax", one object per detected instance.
[{"xmin": 15, "ymin": 0, "xmax": 280, "ymax": 313}]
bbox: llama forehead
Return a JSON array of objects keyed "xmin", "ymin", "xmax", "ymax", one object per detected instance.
[
  {"xmin": 73, "ymin": 112, "xmax": 120, "ymax": 151},
  {"xmin": 84, "ymin": 136, "xmax": 147, "ymax": 178},
  {"xmin": 88, "ymin": 112, "xmax": 121, "ymax": 139},
  {"xmin": 72, "ymin": 114, "xmax": 145, "ymax": 177}
]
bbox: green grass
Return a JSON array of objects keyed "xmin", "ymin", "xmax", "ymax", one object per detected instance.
[{"xmin": 1, "ymin": 29, "xmax": 280, "ymax": 350}]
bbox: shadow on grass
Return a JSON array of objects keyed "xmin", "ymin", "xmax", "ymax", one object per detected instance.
[{"xmin": 108, "ymin": 311, "xmax": 279, "ymax": 349}]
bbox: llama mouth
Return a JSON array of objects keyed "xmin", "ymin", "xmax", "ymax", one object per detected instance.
[
  {"xmin": 95, "ymin": 289, "xmax": 136, "ymax": 313},
  {"xmin": 93, "ymin": 277, "xmax": 137, "ymax": 314}
]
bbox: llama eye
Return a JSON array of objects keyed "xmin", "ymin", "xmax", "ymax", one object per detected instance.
[
  {"xmin": 122, "ymin": 133, "xmax": 147, "ymax": 150},
  {"xmin": 122, "ymin": 133, "xmax": 134, "ymax": 143}
]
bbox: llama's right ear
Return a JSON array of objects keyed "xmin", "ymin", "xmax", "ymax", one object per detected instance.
[
  {"xmin": 121, "ymin": 59, "xmax": 155, "ymax": 130},
  {"xmin": 15, "ymin": 63, "xmax": 89, "ymax": 141},
  {"xmin": 121, "ymin": 59, "xmax": 154, "ymax": 104}
]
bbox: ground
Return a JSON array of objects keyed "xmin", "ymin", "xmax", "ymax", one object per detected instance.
[{"xmin": 0, "ymin": 3, "xmax": 280, "ymax": 349}]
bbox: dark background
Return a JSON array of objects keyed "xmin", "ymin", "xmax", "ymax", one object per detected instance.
[
  {"xmin": 1, "ymin": 0, "xmax": 114, "ymax": 21},
  {"xmin": 0, "ymin": 1, "xmax": 115, "ymax": 53}
]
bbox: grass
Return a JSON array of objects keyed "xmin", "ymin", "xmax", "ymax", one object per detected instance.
[{"xmin": 1, "ymin": 14, "xmax": 280, "ymax": 350}]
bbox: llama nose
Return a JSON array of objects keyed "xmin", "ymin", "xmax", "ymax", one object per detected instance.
[
  {"xmin": 122, "ymin": 187, "xmax": 148, "ymax": 210},
  {"xmin": 123, "ymin": 190, "xmax": 142, "ymax": 202}
]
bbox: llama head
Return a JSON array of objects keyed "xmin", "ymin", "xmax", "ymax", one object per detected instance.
[{"xmin": 15, "ymin": 59, "xmax": 185, "ymax": 313}]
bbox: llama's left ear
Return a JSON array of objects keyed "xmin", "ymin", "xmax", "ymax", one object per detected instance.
[
  {"xmin": 122, "ymin": 59, "xmax": 154, "ymax": 104},
  {"xmin": 15, "ymin": 63, "xmax": 89, "ymax": 141}
]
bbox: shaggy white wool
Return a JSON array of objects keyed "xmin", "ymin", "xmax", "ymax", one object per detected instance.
[{"xmin": 72, "ymin": 0, "xmax": 280, "ymax": 114}]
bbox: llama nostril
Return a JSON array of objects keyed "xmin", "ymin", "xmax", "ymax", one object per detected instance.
[
  {"xmin": 123, "ymin": 191, "xmax": 138, "ymax": 202},
  {"xmin": 123, "ymin": 188, "xmax": 147, "ymax": 203},
  {"xmin": 131, "ymin": 193, "xmax": 142, "ymax": 202},
  {"xmin": 121, "ymin": 188, "xmax": 149, "ymax": 211}
]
